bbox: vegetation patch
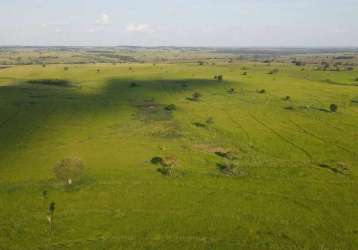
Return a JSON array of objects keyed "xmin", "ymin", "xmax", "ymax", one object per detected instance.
[
  {"xmin": 151, "ymin": 123, "xmax": 182, "ymax": 139},
  {"xmin": 193, "ymin": 122, "xmax": 207, "ymax": 128},
  {"xmin": 150, "ymin": 156, "xmax": 176, "ymax": 176},
  {"xmin": 268, "ymin": 68, "xmax": 279, "ymax": 74},
  {"xmin": 27, "ymin": 79, "xmax": 72, "ymax": 87},
  {"xmin": 217, "ymin": 162, "xmax": 241, "ymax": 176},
  {"xmin": 282, "ymin": 96, "xmax": 291, "ymax": 101},
  {"xmin": 53, "ymin": 157, "xmax": 85, "ymax": 186},
  {"xmin": 129, "ymin": 82, "xmax": 139, "ymax": 88},
  {"xmin": 316, "ymin": 161, "xmax": 349, "ymax": 175},
  {"xmin": 186, "ymin": 92, "xmax": 202, "ymax": 101},
  {"xmin": 215, "ymin": 150, "xmax": 238, "ymax": 160},
  {"xmin": 135, "ymin": 100, "xmax": 172, "ymax": 122},
  {"xmin": 164, "ymin": 104, "xmax": 177, "ymax": 111},
  {"xmin": 330, "ymin": 104, "xmax": 338, "ymax": 112}
]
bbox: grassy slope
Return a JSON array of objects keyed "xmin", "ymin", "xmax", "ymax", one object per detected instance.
[{"xmin": 0, "ymin": 63, "xmax": 357, "ymax": 250}]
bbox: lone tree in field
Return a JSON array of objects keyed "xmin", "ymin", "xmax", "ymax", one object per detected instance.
[
  {"xmin": 214, "ymin": 74, "xmax": 223, "ymax": 81},
  {"xmin": 330, "ymin": 104, "xmax": 338, "ymax": 112},
  {"xmin": 53, "ymin": 157, "xmax": 84, "ymax": 185},
  {"xmin": 47, "ymin": 202, "xmax": 56, "ymax": 232}
]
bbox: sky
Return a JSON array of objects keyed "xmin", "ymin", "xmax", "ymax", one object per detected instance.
[{"xmin": 0, "ymin": 0, "xmax": 357, "ymax": 47}]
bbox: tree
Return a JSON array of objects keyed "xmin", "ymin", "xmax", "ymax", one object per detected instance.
[
  {"xmin": 330, "ymin": 104, "xmax": 338, "ymax": 112},
  {"xmin": 47, "ymin": 202, "xmax": 56, "ymax": 232}
]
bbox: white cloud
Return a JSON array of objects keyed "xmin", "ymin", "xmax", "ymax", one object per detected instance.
[
  {"xmin": 126, "ymin": 24, "xmax": 153, "ymax": 33},
  {"xmin": 96, "ymin": 14, "xmax": 111, "ymax": 25}
]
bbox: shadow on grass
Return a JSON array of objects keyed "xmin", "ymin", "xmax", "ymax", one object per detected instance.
[{"xmin": 0, "ymin": 77, "xmax": 224, "ymax": 159}]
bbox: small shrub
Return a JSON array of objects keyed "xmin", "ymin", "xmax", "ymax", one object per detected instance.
[
  {"xmin": 150, "ymin": 156, "xmax": 176, "ymax": 176},
  {"xmin": 53, "ymin": 158, "xmax": 84, "ymax": 185},
  {"xmin": 217, "ymin": 75, "xmax": 223, "ymax": 81},
  {"xmin": 129, "ymin": 82, "xmax": 138, "ymax": 88},
  {"xmin": 188, "ymin": 92, "xmax": 202, "ymax": 101},
  {"xmin": 330, "ymin": 104, "xmax": 338, "ymax": 112},
  {"xmin": 157, "ymin": 165, "xmax": 173, "ymax": 176},
  {"xmin": 193, "ymin": 122, "xmax": 206, "ymax": 128},
  {"xmin": 227, "ymin": 88, "xmax": 235, "ymax": 94},
  {"xmin": 96, "ymin": 69, "xmax": 100, "ymax": 73},
  {"xmin": 283, "ymin": 96, "xmax": 291, "ymax": 101},
  {"xmin": 206, "ymin": 117, "xmax": 214, "ymax": 124},
  {"xmin": 354, "ymin": 78, "xmax": 358, "ymax": 82},
  {"xmin": 27, "ymin": 79, "xmax": 71, "ymax": 87},
  {"xmin": 64, "ymin": 67, "xmax": 69, "ymax": 71},
  {"xmin": 242, "ymin": 71, "xmax": 247, "ymax": 76},
  {"xmin": 42, "ymin": 64, "xmax": 46, "ymax": 68},
  {"xmin": 256, "ymin": 89, "xmax": 266, "ymax": 94},
  {"xmin": 151, "ymin": 156, "xmax": 164, "ymax": 165},
  {"xmin": 268, "ymin": 68, "xmax": 279, "ymax": 75},
  {"xmin": 215, "ymin": 151, "xmax": 237, "ymax": 160},
  {"xmin": 198, "ymin": 61, "xmax": 204, "ymax": 66},
  {"xmin": 165, "ymin": 104, "xmax": 176, "ymax": 111},
  {"xmin": 217, "ymin": 163, "xmax": 239, "ymax": 176}
]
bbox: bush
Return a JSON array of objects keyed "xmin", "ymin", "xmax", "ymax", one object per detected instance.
[
  {"xmin": 217, "ymin": 163, "xmax": 239, "ymax": 176},
  {"xmin": 165, "ymin": 104, "xmax": 177, "ymax": 111},
  {"xmin": 242, "ymin": 72, "xmax": 247, "ymax": 76},
  {"xmin": 215, "ymin": 151, "xmax": 237, "ymax": 160},
  {"xmin": 256, "ymin": 89, "xmax": 266, "ymax": 94},
  {"xmin": 64, "ymin": 67, "xmax": 69, "ymax": 71},
  {"xmin": 27, "ymin": 79, "xmax": 71, "ymax": 87},
  {"xmin": 283, "ymin": 96, "xmax": 291, "ymax": 101},
  {"xmin": 214, "ymin": 75, "xmax": 223, "ymax": 81},
  {"xmin": 227, "ymin": 88, "xmax": 235, "ymax": 94},
  {"xmin": 96, "ymin": 69, "xmax": 101, "ymax": 73},
  {"xmin": 150, "ymin": 156, "xmax": 175, "ymax": 176},
  {"xmin": 193, "ymin": 122, "xmax": 207, "ymax": 128},
  {"xmin": 157, "ymin": 165, "xmax": 173, "ymax": 176},
  {"xmin": 151, "ymin": 156, "xmax": 164, "ymax": 165},
  {"xmin": 330, "ymin": 104, "xmax": 338, "ymax": 112},
  {"xmin": 206, "ymin": 117, "xmax": 214, "ymax": 124},
  {"xmin": 268, "ymin": 69, "xmax": 279, "ymax": 75},
  {"xmin": 53, "ymin": 158, "xmax": 84, "ymax": 185},
  {"xmin": 129, "ymin": 82, "xmax": 138, "ymax": 88},
  {"xmin": 192, "ymin": 92, "xmax": 202, "ymax": 101}
]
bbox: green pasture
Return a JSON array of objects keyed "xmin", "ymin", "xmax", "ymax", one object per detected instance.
[{"xmin": 0, "ymin": 62, "xmax": 357, "ymax": 249}]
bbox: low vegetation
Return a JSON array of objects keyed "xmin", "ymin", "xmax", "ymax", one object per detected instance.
[
  {"xmin": 0, "ymin": 49, "xmax": 357, "ymax": 250},
  {"xmin": 27, "ymin": 79, "xmax": 71, "ymax": 87}
]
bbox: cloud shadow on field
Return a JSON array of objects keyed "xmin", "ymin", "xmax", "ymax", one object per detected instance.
[{"xmin": 0, "ymin": 77, "xmax": 225, "ymax": 161}]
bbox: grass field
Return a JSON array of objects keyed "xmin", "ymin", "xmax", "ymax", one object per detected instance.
[{"xmin": 0, "ymin": 60, "xmax": 358, "ymax": 249}]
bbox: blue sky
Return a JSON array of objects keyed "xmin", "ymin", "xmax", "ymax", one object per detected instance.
[{"xmin": 0, "ymin": 0, "xmax": 357, "ymax": 47}]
